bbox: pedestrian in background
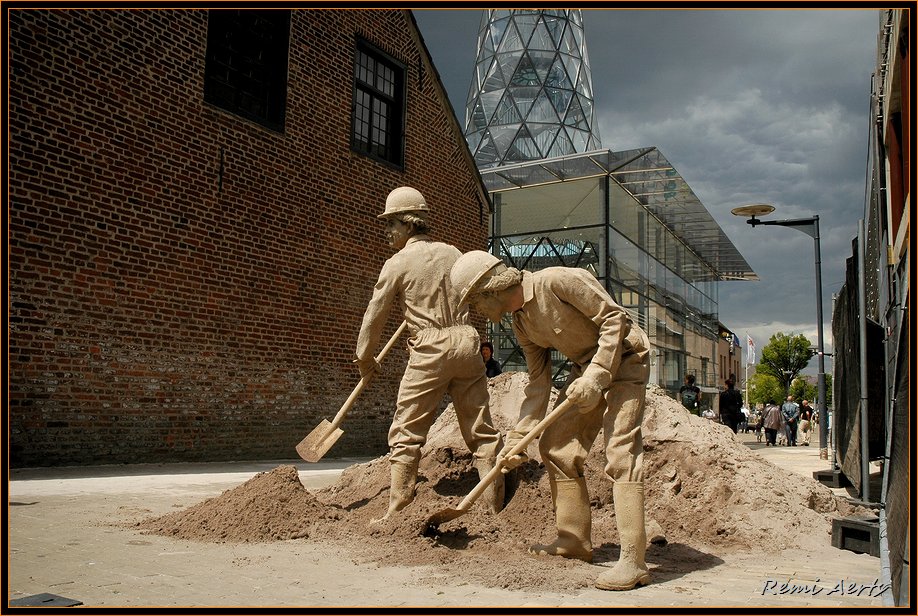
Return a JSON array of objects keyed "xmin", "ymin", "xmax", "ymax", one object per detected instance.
[
  {"xmin": 480, "ymin": 341, "xmax": 502, "ymax": 378},
  {"xmin": 678, "ymin": 374, "xmax": 701, "ymax": 415},
  {"xmin": 781, "ymin": 395, "xmax": 800, "ymax": 446},
  {"xmin": 798, "ymin": 399, "xmax": 814, "ymax": 446},
  {"xmin": 718, "ymin": 377, "xmax": 743, "ymax": 433},
  {"xmin": 763, "ymin": 400, "xmax": 784, "ymax": 446}
]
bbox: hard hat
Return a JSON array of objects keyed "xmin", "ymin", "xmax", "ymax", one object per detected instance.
[
  {"xmin": 450, "ymin": 250, "xmax": 504, "ymax": 305},
  {"xmin": 378, "ymin": 186, "xmax": 430, "ymax": 219}
]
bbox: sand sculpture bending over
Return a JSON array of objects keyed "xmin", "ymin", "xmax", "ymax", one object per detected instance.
[
  {"xmin": 354, "ymin": 188, "xmax": 505, "ymax": 524},
  {"xmin": 450, "ymin": 250, "xmax": 652, "ymax": 591}
]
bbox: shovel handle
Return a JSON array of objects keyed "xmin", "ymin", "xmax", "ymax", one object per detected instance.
[
  {"xmin": 455, "ymin": 398, "xmax": 576, "ymax": 512},
  {"xmin": 329, "ymin": 320, "xmax": 408, "ymax": 429}
]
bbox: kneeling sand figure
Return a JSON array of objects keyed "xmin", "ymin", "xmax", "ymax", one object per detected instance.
[
  {"xmin": 355, "ymin": 189, "xmax": 505, "ymax": 524},
  {"xmin": 450, "ymin": 251, "xmax": 652, "ymax": 591}
]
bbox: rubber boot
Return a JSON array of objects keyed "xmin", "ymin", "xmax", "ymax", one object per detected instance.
[
  {"xmin": 370, "ymin": 459, "xmax": 418, "ymax": 525},
  {"xmin": 529, "ymin": 477, "xmax": 593, "ymax": 562},
  {"xmin": 595, "ymin": 482, "xmax": 651, "ymax": 590},
  {"xmin": 472, "ymin": 457, "xmax": 505, "ymax": 514}
]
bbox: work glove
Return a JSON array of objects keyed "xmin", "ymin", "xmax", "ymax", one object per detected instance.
[
  {"xmin": 565, "ymin": 364, "xmax": 610, "ymax": 413},
  {"xmin": 496, "ymin": 429, "xmax": 529, "ymax": 474},
  {"xmin": 353, "ymin": 357, "xmax": 380, "ymax": 380}
]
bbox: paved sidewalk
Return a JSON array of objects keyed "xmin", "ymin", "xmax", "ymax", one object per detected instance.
[{"xmin": 8, "ymin": 433, "xmax": 886, "ymax": 610}]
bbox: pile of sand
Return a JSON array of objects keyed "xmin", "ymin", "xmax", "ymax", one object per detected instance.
[{"xmin": 136, "ymin": 372, "xmax": 865, "ymax": 592}]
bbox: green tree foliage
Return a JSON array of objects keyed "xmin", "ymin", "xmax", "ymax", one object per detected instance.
[
  {"xmin": 758, "ymin": 332, "xmax": 815, "ymax": 395},
  {"xmin": 790, "ymin": 378, "xmax": 816, "ymax": 403},
  {"xmin": 789, "ymin": 374, "xmax": 833, "ymax": 406},
  {"xmin": 747, "ymin": 371, "xmax": 785, "ymax": 407}
]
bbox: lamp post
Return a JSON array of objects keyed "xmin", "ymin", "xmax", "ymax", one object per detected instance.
[{"xmin": 731, "ymin": 204, "xmax": 829, "ymax": 460}]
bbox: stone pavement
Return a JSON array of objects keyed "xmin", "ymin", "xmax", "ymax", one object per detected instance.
[{"xmin": 8, "ymin": 431, "xmax": 887, "ymax": 610}]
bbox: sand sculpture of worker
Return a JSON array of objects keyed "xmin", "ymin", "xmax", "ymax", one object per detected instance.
[
  {"xmin": 355, "ymin": 188, "xmax": 505, "ymax": 524},
  {"xmin": 450, "ymin": 251, "xmax": 652, "ymax": 591}
]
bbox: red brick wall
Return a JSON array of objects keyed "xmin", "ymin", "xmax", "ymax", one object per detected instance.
[{"xmin": 8, "ymin": 9, "xmax": 489, "ymax": 466}]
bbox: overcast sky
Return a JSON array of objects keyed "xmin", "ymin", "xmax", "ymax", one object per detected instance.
[{"xmin": 414, "ymin": 8, "xmax": 882, "ymax": 372}]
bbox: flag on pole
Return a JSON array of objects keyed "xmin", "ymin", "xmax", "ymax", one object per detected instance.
[{"xmin": 746, "ymin": 334, "xmax": 756, "ymax": 365}]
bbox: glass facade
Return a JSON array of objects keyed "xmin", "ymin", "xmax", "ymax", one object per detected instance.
[
  {"xmin": 482, "ymin": 148, "xmax": 756, "ymax": 393},
  {"xmin": 464, "ymin": 9, "xmax": 601, "ymax": 168}
]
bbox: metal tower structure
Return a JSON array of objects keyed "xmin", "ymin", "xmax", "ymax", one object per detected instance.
[{"xmin": 464, "ymin": 9, "xmax": 602, "ymax": 168}]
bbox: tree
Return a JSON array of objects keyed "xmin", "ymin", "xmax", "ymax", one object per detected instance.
[
  {"xmin": 790, "ymin": 377, "xmax": 816, "ymax": 404},
  {"xmin": 758, "ymin": 332, "xmax": 815, "ymax": 395},
  {"xmin": 789, "ymin": 374, "xmax": 833, "ymax": 407},
  {"xmin": 747, "ymin": 371, "xmax": 785, "ymax": 407}
]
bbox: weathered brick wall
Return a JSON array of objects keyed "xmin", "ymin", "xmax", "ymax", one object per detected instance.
[{"xmin": 8, "ymin": 9, "xmax": 489, "ymax": 466}]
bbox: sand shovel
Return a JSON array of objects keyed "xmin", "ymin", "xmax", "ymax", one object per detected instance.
[
  {"xmin": 426, "ymin": 397, "xmax": 577, "ymax": 527},
  {"xmin": 296, "ymin": 320, "xmax": 408, "ymax": 462}
]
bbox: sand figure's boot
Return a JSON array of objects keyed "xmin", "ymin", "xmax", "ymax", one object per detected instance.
[
  {"xmin": 472, "ymin": 457, "xmax": 505, "ymax": 514},
  {"xmin": 529, "ymin": 477, "xmax": 593, "ymax": 562},
  {"xmin": 370, "ymin": 459, "xmax": 418, "ymax": 525},
  {"xmin": 595, "ymin": 481, "xmax": 651, "ymax": 591}
]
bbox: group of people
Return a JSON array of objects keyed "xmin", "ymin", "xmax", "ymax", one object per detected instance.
[
  {"xmin": 762, "ymin": 396, "xmax": 815, "ymax": 446},
  {"xmin": 678, "ymin": 373, "xmax": 745, "ymax": 433},
  {"xmin": 352, "ymin": 186, "xmax": 652, "ymax": 591},
  {"xmin": 679, "ymin": 373, "xmax": 816, "ymax": 448}
]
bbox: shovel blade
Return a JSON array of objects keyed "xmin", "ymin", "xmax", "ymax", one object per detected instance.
[
  {"xmin": 426, "ymin": 506, "xmax": 470, "ymax": 528},
  {"xmin": 296, "ymin": 419, "xmax": 344, "ymax": 463}
]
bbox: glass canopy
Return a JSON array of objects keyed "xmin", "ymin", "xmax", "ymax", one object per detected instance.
[{"xmin": 480, "ymin": 147, "xmax": 758, "ymax": 282}]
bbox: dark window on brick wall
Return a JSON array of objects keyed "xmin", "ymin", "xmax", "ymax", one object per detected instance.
[
  {"xmin": 204, "ymin": 9, "xmax": 290, "ymax": 131},
  {"xmin": 352, "ymin": 39, "xmax": 405, "ymax": 168}
]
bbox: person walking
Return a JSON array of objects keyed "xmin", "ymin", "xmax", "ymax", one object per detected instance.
[
  {"xmin": 450, "ymin": 251, "xmax": 652, "ymax": 591},
  {"xmin": 762, "ymin": 400, "xmax": 784, "ymax": 446},
  {"xmin": 798, "ymin": 399, "xmax": 814, "ymax": 446},
  {"xmin": 781, "ymin": 395, "xmax": 800, "ymax": 446},
  {"xmin": 678, "ymin": 374, "xmax": 701, "ymax": 415},
  {"xmin": 355, "ymin": 188, "xmax": 505, "ymax": 524},
  {"xmin": 718, "ymin": 377, "xmax": 744, "ymax": 434}
]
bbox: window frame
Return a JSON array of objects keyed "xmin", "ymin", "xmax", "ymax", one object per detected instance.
[
  {"xmin": 351, "ymin": 38, "xmax": 407, "ymax": 169},
  {"xmin": 203, "ymin": 9, "xmax": 291, "ymax": 132}
]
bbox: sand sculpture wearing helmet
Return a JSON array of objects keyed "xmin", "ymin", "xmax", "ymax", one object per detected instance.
[
  {"xmin": 355, "ymin": 188, "xmax": 505, "ymax": 524},
  {"xmin": 450, "ymin": 251, "xmax": 652, "ymax": 591}
]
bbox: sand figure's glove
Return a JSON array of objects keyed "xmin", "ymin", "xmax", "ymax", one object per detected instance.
[
  {"xmin": 354, "ymin": 357, "xmax": 380, "ymax": 380},
  {"xmin": 496, "ymin": 430, "xmax": 529, "ymax": 474},
  {"xmin": 566, "ymin": 364, "xmax": 610, "ymax": 413}
]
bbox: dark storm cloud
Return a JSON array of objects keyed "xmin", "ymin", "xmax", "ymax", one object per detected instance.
[{"xmin": 414, "ymin": 8, "xmax": 880, "ymax": 366}]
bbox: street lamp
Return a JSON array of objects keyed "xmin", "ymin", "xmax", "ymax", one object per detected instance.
[{"xmin": 731, "ymin": 204, "xmax": 829, "ymax": 460}]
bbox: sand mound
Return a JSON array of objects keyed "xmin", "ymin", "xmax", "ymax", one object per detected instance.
[
  {"xmin": 135, "ymin": 465, "xmax": 338, "ymax": 542},
  {"xmin": 137, "ymin": 372, "xmax": 866, "ymax": 591}
]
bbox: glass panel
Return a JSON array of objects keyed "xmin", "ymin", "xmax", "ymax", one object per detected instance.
[
  {"xmin": 498, "ymin": 20, "xmax": 523, "ymax": 52},
  {"xmin": 529, "ymin": 50, "xmax": 555, "ymax": 83},
  {"xmin": 510, "ymin": 53, "xmax": 539, "ymax": 86},
  {"xmin": 545, "ymin": 54, "xmax": 574, "ymax": 90},
  {"xmin": 496, "ymin": 227, "xmax": 603, "ymax": 276},
  {"xmin": 484, "ymin": 59, "xmax": 508, "ymax": 92},
  {"xmin": 544, "ymin": 14, "xmax": 566, "ymax": 46},
  {"xmin": 528, "ymin": 122, "xmax": 557, "ymax": 153},
  {"xmin": 496, "ymin": 177, "xmax": 602, "ymax": 235},
  {"xmin": 529, "ymin": 20, "xmax": 555, "ymax": 50},
  {"xmin": 513, "ymin": 12, "xmax": 539, "ymax": 47},
  {"xmin": 545, "ymin": 86, "xmax": 572, "ymax": 115},
  {"xmin": 489, "ymin": 14, "xmax": 510, "ymax": 50},
  {"xmin": 493, "ymin": 91, "xmax": 522, "ymax": 124},
  {"xmin": 546, "ymin": 131, "xmax": 575, "ymax": 157},
  {"xmin": 526, "ymin": 89, "xmax": 560, "ymax": 123}
]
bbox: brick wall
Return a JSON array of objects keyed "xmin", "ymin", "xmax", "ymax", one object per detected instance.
[{"xmin": 8, "ymin": 9, "xmax": 489, "ymax": 466}]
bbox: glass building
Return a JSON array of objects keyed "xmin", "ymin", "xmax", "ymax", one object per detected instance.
[
  {"xmin": 461, "ymin": 9, "xmax": 756, "ymax": 397},
  {"xmin": 480, "ymin": 148, "xmax": 758, "ymax": 393},
  {"xmin": 464, "ymin": 9, "xmax": 602, "ymax": 168}
]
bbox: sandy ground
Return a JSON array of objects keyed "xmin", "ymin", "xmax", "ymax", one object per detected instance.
[{"xmin": 9, "ymin": 373, "xmax": 885, "ymax": 608}]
